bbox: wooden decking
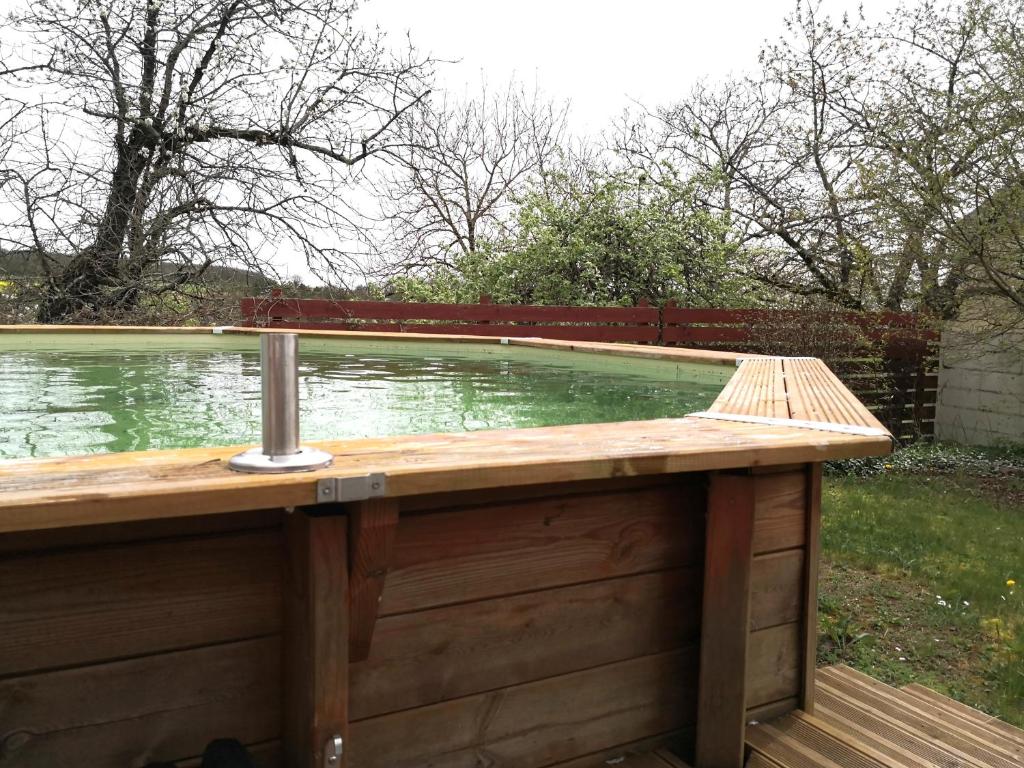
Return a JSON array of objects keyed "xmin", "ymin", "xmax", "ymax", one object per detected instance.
[
  {"xmin": 746, "ymin": 665, "xmax": 1024, "ymax": 768},
  {"xmin": 605, "ymin": 665, "xmax": 1024, "ymax": 768},
  {"xmin": 707, "ymin": 356, "xmax": 888, "ymax": 432}
]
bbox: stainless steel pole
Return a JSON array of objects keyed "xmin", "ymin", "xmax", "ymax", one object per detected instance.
[
  {"xmin": 228, "ymin": 333, "xmax": 333, "ymax": 473},
  {"xmin": 261, "ymin": 333, "xmax": 300, "ymax": 456}
]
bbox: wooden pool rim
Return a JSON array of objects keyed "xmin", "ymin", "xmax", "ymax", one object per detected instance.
[{"xmin": 0, "ymin": 324, "xmax": 892, "ymax": 534}]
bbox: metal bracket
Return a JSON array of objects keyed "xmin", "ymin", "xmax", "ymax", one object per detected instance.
[
  {"xmin": 323, "ymin": 734, "xmax": 343, "ymax": 766},
  {"xmin": 316, "ymin": 472, "xmax": 387, "ymax": 504}
]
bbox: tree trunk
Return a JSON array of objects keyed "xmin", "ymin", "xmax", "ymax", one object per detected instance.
[{"xmin": 38, "ymin": 133, "xmax": 151, "ymax": 322}]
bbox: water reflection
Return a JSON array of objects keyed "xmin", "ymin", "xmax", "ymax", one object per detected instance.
[{"xmin": 0, "ymin": 338, "xmax": 728, "ymax": 459}]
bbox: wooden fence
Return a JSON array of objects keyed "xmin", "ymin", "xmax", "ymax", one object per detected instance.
[{"xmin": 241, "ymin": 295, "xmax": 938, "ymax": 441}]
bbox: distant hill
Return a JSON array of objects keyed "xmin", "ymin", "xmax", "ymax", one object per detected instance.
[{"xmin": 0, "ymin": 250, "xmax": 279, "ymax": 292}]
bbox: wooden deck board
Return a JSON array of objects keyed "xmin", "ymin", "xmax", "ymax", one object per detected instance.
[
  {"xmin": 746, "ymin": 665, "xmax": 1024, "ymax": 768},
  {"xmin": 899, "ymin": 684, "xmax": 1024, "ymax": 750}
]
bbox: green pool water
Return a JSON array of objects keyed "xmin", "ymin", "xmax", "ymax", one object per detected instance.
[{"xmin": 0, "ymin": 333, "xmax": 732, "ymax": 460}]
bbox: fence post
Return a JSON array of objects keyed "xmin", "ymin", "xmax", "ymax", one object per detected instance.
[
  {"xmin": 637, "ymin": 297, "xmax": 651, "ymax": 345},
  {"xmin": 270, "ymin": 288, "xmax": 284, "ymax": 326},
  {"xmin": 661, "ymin": 299, "xmax": 677, "ymax": 347},
  {"xmin": 479, "ymin": 295, "xmax": 492, "ymax": 327}
]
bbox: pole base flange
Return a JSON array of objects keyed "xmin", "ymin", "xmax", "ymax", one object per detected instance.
[{"xmin": 227, "ymin": 446, "xmax": 334, "ymax": 474}]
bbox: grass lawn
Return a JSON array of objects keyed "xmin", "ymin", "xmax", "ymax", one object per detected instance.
[{"xmin": 818, "ymin": 445, "xmax": 1024, "ymax": 727}]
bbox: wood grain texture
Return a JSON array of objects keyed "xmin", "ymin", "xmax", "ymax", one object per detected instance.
[
  {"xmin": 748, "ymin": 666, "xmax": 1024, "ymax": 768},
  {"xmin": 750, "ymin": 550, "xmax": 805, "ymax": 631},
  {"xmin": 347, "ymin": 498, "xmax": 399, "ymax": 662},
  {"xmin": 0, "ymin": 637, "xmax": 280, "ymax": 768},
  {"xmin": 541, "ymin": 733, "xmax": 693, "ymax": 768},
  {"xmin": 284, "ymin": 512, "xmax": 350, "ymax": 768},
  {"xmin": 381, "ymin": 483, "xmax": 706, "ymax": 615},
  {"xmin": 0, "ymin": 417, "xmax": 889, "ymax": 535},
  {"xmin": 0, "ymin": 508, "xmax": 283, "ymax": 555},
  {"xmin": 349, "ymin": 648, "xmax": 699, "ymax": 768},
  {"xmin": 747, "ymin": 623, "xmax": 802, "ymax": 711},
  {"xmin": 819, "ymin": 666, "xmax": 1023, "ymax": 766},
  {"xmin": 800, "ymin": 463, "xmax": 822, "ymax": 713},
  {"xmin": 696, "ymin": 473, "xmax": 756, "ymax": 768},
  {"xmin": 351, "ymin": 568, "xmax": 703, "ymax": 720},
  {"xmin": 746, "ymin": 712, "xmax": 889, "ymax": 768},
  {"xmin": 752, "ymin": 471, "xmax": 808, "ymax": 554},
  {"xmin": 900, "ymin": 683, "xmax": 1024, "ymax": 749},
  {"xmin": 0, "ymin": 529, "xmax": 281, "ymax": 676}
]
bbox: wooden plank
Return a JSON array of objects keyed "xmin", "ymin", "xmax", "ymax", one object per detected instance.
[
  {"xmin": 283, "ymin": 512, "xmax": 350, "ymax": 768},
  {"xmin": 351, "ymin": 568, "xmax": 702, "ymax": 719},
  {"xmin": 815, "ymin": 686, "xmax": 989, "ymax": 768},
  {"xmin": 655, "ymin": 748, "xmax": 694, "ymax": 767},
  {"xmin": 746, "ymin": 623, "xmax": 802, "ymax": 710},
  {"xmin": 348, "ymin": 647, "xmax": 699, "ymax": 768},
  {"xmin": 746, "ymin": 697, "xmax": 800, "ymax": 725},
  {"xmin": 0, "ymin": 508, "xmax": 282, "ymax": 555},
  {"xmin": 800, "ymin": 463, "xmax": 822, "ymax": 712},
  {"xmin": 750, "ymin": 550, "xmax": 805, "ymax": 631},
  {"xmin": 744, "ymin": 754, "xmax": 787, "ymax": 768},
  {"xmin": 519, "ymin": 732, "xmax": 693, "ymax": 768},
  {"xmin": 266, "ymin": 320, "xmax": 662, "ymax": 342},
  {"xmin": 818, "ymin": 667, "xmax": 1022, "ymax": 767},
  {"xmin": 347, "ymin": 498, "xmax": 399, "ymax": 662},
  {"xmin": 826, "ymin": 668, "xmax": 1024, "ymax": 762},
  {"xmin": 0, "ymin": 637, "xmax": 280, "ymax": 768},
  {"xmin": 241, "ymin": 298, "xmax": 659, "ymax": 324},
  {"xmin": 746, "ymin": 712, "xmax": 889, "ymax": 768},
  {"xmin": 0, "ymin": 415, "xmax": 890, "ymax": 534},
  {"xmin": 901, "ymin": 683, "xmax": 1024, "ymax": 749},
  {"xmin": 400, "ymin": 474, "xmax": 679, "ymax": 513},
  {"xmin": 381, "ymin": 483, "xmax": 706, "ymax": 615},
  {"xmin": 828, "ymin": 667, "xmax": 1024, "ymax": 761},
  {"xmin": 696, "ymin": 473, "xmax": 756, "ymax": 768},
  {"xmin": 0, "ymin": 529, "xmax": 281, "ymax": 676},
  {"xmin": 752, "ymin": 472, "xmax": 807, "ymax": 555}
]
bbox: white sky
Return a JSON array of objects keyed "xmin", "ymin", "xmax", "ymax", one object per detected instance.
[
  {"xmin": 2, "ymin": 0, "xmax": 908, "ymax": 285},
  {"xmin": 357, "ymin": 0, "xmax": 906, "ymax": 138}
]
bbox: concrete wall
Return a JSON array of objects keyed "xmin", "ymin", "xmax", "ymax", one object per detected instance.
[{"xmin": 936, "ymin": 326, "xmax": 1024, "ymax": 446}]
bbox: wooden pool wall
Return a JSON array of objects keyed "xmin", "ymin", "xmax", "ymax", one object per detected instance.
[
  {"xmin": 0, "ymin": 326, "xmax": 892, "ymax": 768},
  {"xmin": 0, "ymin": 464, "xmax": 818, "ymax": 768}
]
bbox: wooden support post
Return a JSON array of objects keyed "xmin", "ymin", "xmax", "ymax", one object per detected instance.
[
  {"xmin": 348, "ymin": 498, "xmax": 400, "ymax": 662},
  {"xmin": 284, "ymin": 510, "xmax": 349, "ymax": 768},
  {"xmin": 799, "ymin": 463, "xmax": 823, "ymax": 714},
  {"xmin": 696, "ymin": 473, "xmax": 756, "ymax": 768}
]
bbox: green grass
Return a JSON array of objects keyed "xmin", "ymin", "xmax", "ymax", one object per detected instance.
[{"xmin": 819, "ymin": 472, "xmax": 1023, "ymax": 726}]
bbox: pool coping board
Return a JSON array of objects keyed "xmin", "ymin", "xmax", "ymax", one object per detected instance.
[{"xmin": 0, "ymin": 326, "xmax": 892, "ymax": 533}]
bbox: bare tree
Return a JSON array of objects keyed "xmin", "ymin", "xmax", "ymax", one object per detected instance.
[
  {"xmin": 369, "ymin": 82, "xmax": 567, "ymax": 276},
  {"xmin": 852, "ymin": 0, "xmax": 1024, "ymax": 318},
  {"xmin": 649, "ymin": 0, "xmax": 1024, "ymax": 320},
  {"xmin": 0, "ymin": 0, "xmax": 431, "ymax": 322},
  {"xmin": 652, "ymin": 4, "xmax": 881, "ymax": 309}
]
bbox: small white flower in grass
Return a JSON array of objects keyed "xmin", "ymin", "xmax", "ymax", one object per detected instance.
[{"xmin": 899, "ymin": 657, "xmax": 907, "ymax": 661}]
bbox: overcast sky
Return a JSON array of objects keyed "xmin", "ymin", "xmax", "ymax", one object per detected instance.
[{"xmin": 356, "ymin": 0, "xmax": 906, "ymax": 138}]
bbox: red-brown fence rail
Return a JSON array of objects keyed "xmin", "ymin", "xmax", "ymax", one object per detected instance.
[
  {"xmin": 239, "ymin": 295, "xmax": 661, "ymax": 343},
  {"xmin": 241, "ymin": 295, "xmax": 938, "ymax": 441}
]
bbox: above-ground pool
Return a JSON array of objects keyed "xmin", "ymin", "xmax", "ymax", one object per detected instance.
[
  {"xmin": 0, "ymin": 332, "xmax": 731, "ymax": 459},
  {"xmin": 0, "ymin": 326, "xmax": 893, "ymax": 768}
]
